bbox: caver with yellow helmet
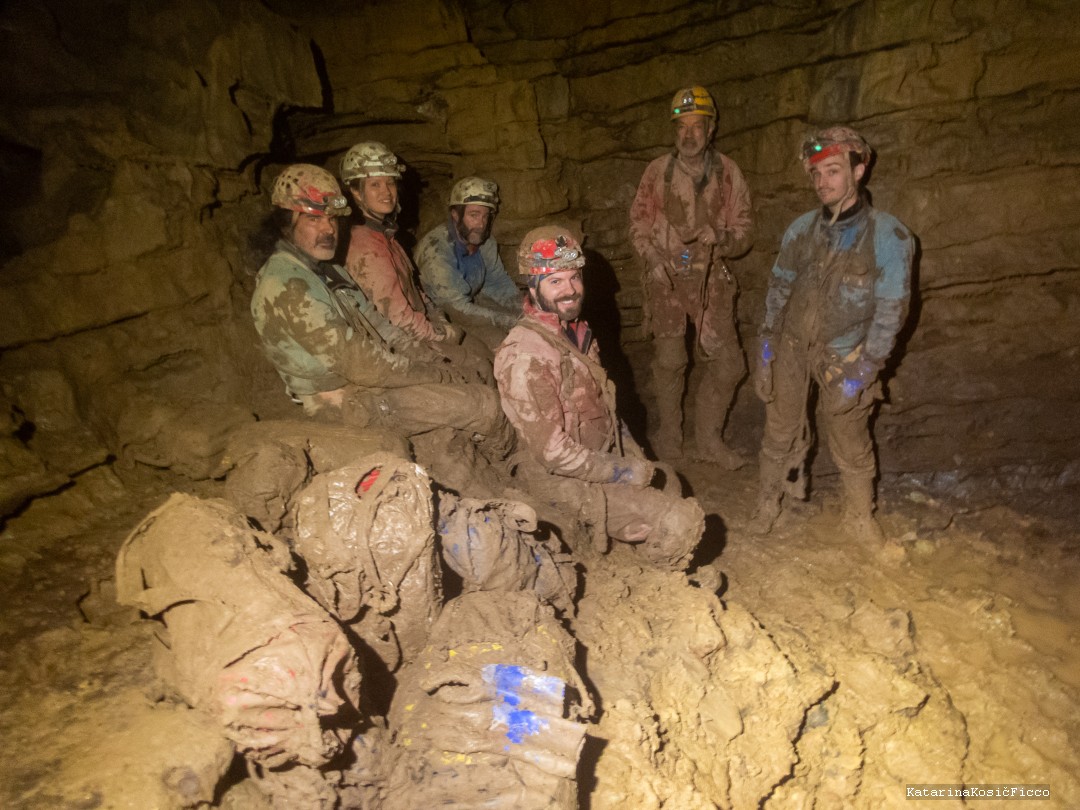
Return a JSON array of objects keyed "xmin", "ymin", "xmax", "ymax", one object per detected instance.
[
  {"xmin": 749, "ymin": 123, "xmax": 913, "ymax": 544},
  {"xmin": 415, "ymin": 175, "xmax": 522, "ymax": 349},
  {"xmin": 629, "ymin": 84, "xmax": 754, "ymax": 469},
  {"xmin": 494, "ymin": 223, "xmax": 705, "ymax": 571}
]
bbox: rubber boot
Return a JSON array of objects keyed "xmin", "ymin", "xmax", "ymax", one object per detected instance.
[
  {"xmin": 650, "ymin": 337, "xmax": 687, "ymax": 460},
  {"xmin": 745, "ymin": 455, "xmax": 785, "ymax": 535},
  {"xmin": 841, "ymin": 474, "xmax": 885, "ymax": 543}
]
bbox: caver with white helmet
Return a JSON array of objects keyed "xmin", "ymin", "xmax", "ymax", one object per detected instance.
[
  {"xmin": 340, "ymin": 145, "xmax": 495, "ymax": 384},
  {"xmin": 415, "ymin": 175, "xmax": 521, "ymax": 347},
  {"xmin": 340, "ymin": 142, "xmax": 403, "ymax": 225},
  {"xmin": 450, "ymin": 176, "xmax": 499, "ymax": 210},
  {"xmin": 629, "ymin": 84, "xmax": 754, "ymax": 469}
]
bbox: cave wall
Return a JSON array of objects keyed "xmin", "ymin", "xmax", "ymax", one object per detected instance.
[{"xmin": 2, "ymin": 0, "xmax": 1078, "ymax": 511}]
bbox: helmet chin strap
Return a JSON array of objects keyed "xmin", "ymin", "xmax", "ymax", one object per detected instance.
[{"xmin": 829, "ymin": 185, "xmax": 857, "ymax": 225}]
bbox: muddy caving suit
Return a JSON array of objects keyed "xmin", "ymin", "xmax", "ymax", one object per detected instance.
[
  {"xmin": 416, "ymin": 218, "xmax": 522, "ymax": 351},
  {"xmin": 251, "ymin": 239, "xmax": 507, "ymax": 447},
  {"xmin": 629, "ymin": 149, "xmax": 753, "ymax": 455},
  {"xmin": 758, "ymin": 198, "xmax": 912, "ymax": 517},
  {"xmin": 494, "ymin": 299, "xmax": 702, "ymax": 570},
  {"xmin": 346, "ymin": 219, "xmax": 493, "ymax": 376}
]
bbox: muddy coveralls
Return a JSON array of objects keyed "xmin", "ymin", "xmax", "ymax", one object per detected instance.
[
  {"xmin": 629, "ymin": 149, "xmax": 753, "ymax": 461},
  {"xmin": 416, "ymin": 218, "xmax": 522, "ymax": 351},
  {"xmin": 755, "ymin": 199, "xmax": 913, "ymax": 532},
  {"xmin": 251, "ymin": 239, "xmax": 507, "ymax": 446},
  {"xmin": 494, "ymin": 298, "xmax": 702, "ymax": 570},
  {"xmin": 346, "ymin": 220, "xmax": 492, "ymax": 378}
]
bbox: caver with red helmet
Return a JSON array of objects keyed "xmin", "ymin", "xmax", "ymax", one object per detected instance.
[{"xmin": 517, "ymin": 225, "xmax": 585, "ymax": 284}]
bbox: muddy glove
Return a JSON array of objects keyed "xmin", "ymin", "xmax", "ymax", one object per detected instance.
[
  {"xmin": 609, "ymin": 457, "xmax": 655, "ymax": 487},
  {"xmin": 754, "ymin": 337, "xmax": 775, "ymax": 404},
  {"xmin": 840, "ymin": 355, "xmax": 878, "ymax": 399}
]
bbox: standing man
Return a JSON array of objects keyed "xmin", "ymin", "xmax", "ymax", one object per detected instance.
[
  {"xmin": 748, "ymin": 127, "xmax": 914, "ymax": 542},
  {"xmin": 415, "ymin": 176, "xmax": 521, "ymax": 351},
  {"xmin": 494, "ymin": 225, "xmax": 704, "ymax": 571},
  {"xmin": 250, "ymin": 164, "xmax": 511, "ymax": 456},
  {"xmin": 630, "ymin": 85, "xmax": 753, "ymax": 468}
]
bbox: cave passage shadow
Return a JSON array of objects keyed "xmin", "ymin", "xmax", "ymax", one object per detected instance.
[{"xmin": 580, "ymin": 247, "xmax": 649, "ymax": 441}]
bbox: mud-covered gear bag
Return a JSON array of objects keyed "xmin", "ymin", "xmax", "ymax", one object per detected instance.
[{"xmin": 115, "ymin": 494, "xmax": 361, "ymax": 770}]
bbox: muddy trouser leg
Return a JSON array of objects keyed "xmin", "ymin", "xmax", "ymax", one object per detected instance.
[
  {"xmin": 650, "ymin": 336, "xmax": 688, "ymax": 458},
  {"xmin": 693, "ymin": 270, "xmax": 746, "ymax": 464},
  {"xmin": 645, "ymin": 271, "xmax": 693, "ymax": 459},
  {"xmin": 375, "ymin": 384, "xmax": 515, "ymax": 459},
  {"xmin": 750, "ymin": 339, "xmax": 813, "ymax": 533},
  {"xmin": 819, "ymin": 380, "xmax": 883, "ymax": 541},
  {"xmin": 603, "ymin": 482, "xmax": 705, "ymax": 571},
  {"xmin": 444, "ymin": 307, "xmax": 508, "ymax": 356}
]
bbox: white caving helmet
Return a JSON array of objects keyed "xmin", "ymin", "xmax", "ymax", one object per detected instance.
[
  {"xmin": 340, "ymin": 142, "xmax": 404, "ymax": 183},
  {"xmin": 449, "ymin": 176, "xmax": 499, "ymax": 210}
]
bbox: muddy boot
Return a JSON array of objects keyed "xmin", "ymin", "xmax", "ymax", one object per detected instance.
[
  {"xmin": 745, "ymin": 455, "xmax": 784, "ymax": 535},
  {"xmin": 649, "ymin": 337, "xmax": 686, "ymax": 460},
  {"xmin": 842, "ymin": 474, "xmax": 885, "ymax": 544},
  {"xmin": 693, "ymin": 433, "xmax": 747, "ymax": 470}
]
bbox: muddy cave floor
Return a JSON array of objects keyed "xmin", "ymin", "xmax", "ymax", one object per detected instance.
[{"xmin": 0, "ymin": 455, "xmax": 1078, "ymax": 808}]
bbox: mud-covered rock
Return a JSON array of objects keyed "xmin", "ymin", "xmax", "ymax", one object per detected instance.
[{"xmin": 575, "ymin": 554, "xmax": 833, "ymax": 809}]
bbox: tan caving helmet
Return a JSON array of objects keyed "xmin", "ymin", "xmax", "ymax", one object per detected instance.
[
  {"xmin": 800, "ymin": 126, "xmax": 872, "ymax": 172},
  {"xmin": 271, "ymin": 164, "xmax": 351, "ymax": 217},
  {"xmin": 517, "ymin": 225, "xmax": 585, "ymax": 283},
  {"xmin": 670, "ymin": 85, "xmax": 717, "ymax": 120},
  {"xmin": 340, "ymin": 142, "xmax": 404, "ymax": 183},
  {"xmin": 450, "ymin": 176, "xmax": 499, "ymax": 209}
]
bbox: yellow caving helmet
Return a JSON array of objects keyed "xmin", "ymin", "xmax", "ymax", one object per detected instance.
[{"xmin": 670, "ymin": 86, "xmax": 716, "ymax": 120}]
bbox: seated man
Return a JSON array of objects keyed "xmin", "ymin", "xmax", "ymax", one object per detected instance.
[
  {"xmin": 249, "ymin": 164, "xmax": 511, "ymax": 459},
  {"xmin": 494, "ymin": 226, "xmax": 704, "ymax": 571},
  {"xmin": 339, "ymin": 142, "xmax": 490, "ymax": 376},
  {"xmin": 415, "ymin": 177, "xmax": 521, "ymax": 351}
]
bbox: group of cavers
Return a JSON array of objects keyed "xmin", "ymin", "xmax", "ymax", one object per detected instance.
[
  {"xmin": 253, "ymin": 83, "xmax": 912, "ymax": 554},
  {"xmin": 117, "ymin": 84, "xmax": 913, "ymax": 807}
]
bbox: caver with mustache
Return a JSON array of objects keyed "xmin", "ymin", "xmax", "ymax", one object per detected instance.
[{"xmin": 250, "ymin": 163, "xmax": 516, "ymax": 466}]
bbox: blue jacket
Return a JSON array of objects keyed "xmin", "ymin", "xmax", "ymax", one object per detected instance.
[
  {"xmin": 762, "ymin": 200, "xmax": 913, "ymax": 366},
  {"xmin": 415, "ymin": 220, "xmax": 521, "ymax": 329}
]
